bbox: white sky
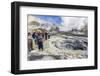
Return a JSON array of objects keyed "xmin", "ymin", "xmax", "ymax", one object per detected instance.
[{"xmin": 59, "ymin": 17, "xmax": 88, "ymax": 31}]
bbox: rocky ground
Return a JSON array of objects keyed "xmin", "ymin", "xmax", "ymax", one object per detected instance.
[{"xmin": 28, "ymin": 34, "xmax": 88, "ymax": 61}]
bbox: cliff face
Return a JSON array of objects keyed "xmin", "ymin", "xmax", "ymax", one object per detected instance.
[{"xmin": 28, "ymin": 15, "xmax": 60, "ymax": 34}]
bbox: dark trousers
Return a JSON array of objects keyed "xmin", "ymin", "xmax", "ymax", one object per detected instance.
[
  {"xmin": 38, "ymin": 42, "xmax": 43, "ymax": 51},
  {"xmin": 28, "ymin": 39, "xmax": 33, "ymax": 52}
]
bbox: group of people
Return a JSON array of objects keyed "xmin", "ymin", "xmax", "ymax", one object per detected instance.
[{"xmin": 28, "ymin": 31, "xmax": 50, "ymax": 52}]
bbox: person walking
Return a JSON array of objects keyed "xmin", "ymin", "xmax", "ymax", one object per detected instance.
[
  {"xmin": 28, "ymin": 33, "xmax": 33, "ymax": 52},
  {"xmin": 37, "ymin": 34, "xmax": 44, "ymax": 51},
  {"xmin": 34, "ymin": 32, "xmax": 38, "ymax": 45},
  {"xmin": 48, "ymin": 33, "xmax": 50, "ymax": 39},
  {"xmin": 32, "ymin": 32, "xmax": 36, "ymax": 50},
  {"xmin": 45, "ymin": 32, "xmax": 48, "ymax": 40}
]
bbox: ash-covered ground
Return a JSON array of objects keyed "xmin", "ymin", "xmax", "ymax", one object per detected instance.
[{"xmin": 28, "ymin": 33, "xmax": 88, "ymax": 61}]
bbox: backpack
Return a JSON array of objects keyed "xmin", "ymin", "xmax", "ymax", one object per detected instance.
[{"xmin": 37, "ymin": 36, "xmax": 43, "ymax": 43}]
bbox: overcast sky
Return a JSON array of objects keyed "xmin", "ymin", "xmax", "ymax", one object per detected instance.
[{"xmin": 60, "ymin": 16, "xmax": 88, "ymax": 31}]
